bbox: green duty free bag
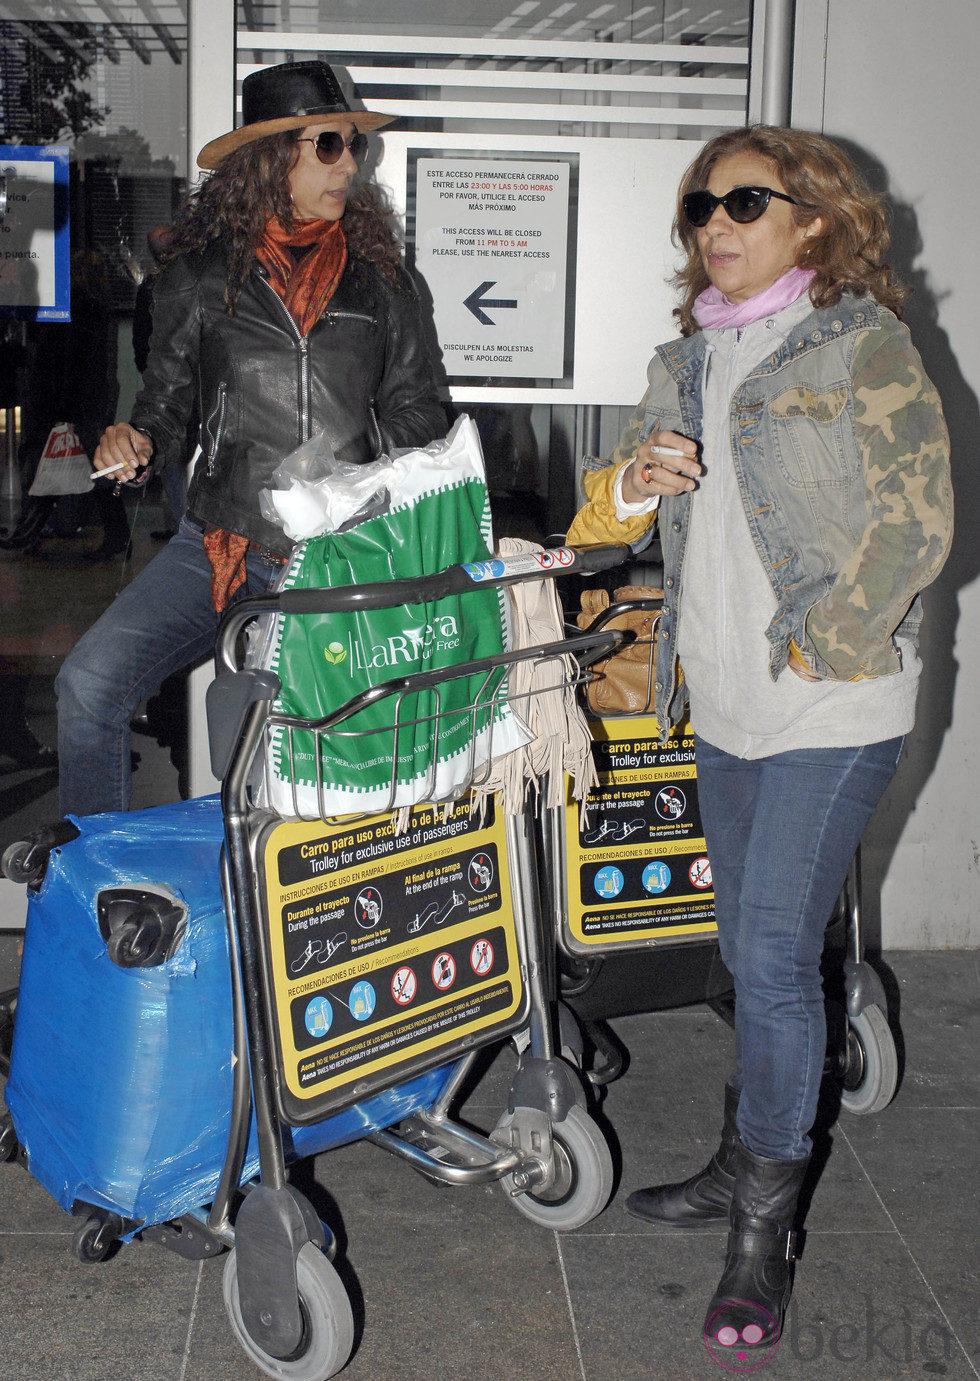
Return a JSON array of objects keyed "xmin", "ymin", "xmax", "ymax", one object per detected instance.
[{"xmin": 261, "ymin": 417, "xmax": 527, "ymax": 817}]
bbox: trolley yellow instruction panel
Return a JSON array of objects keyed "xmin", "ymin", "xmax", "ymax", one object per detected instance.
[
  {"xmin": 259, "ymin": 798, "xmax": 526, "ymax": 1123},
  {"xmin": 563, "ymin": 716, "xmax": 717, "ymax": 951}
]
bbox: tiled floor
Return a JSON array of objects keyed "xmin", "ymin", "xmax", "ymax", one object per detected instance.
[{"xmin": 0, "ymin": 944, "xmax": 976, "ymax": 1381}]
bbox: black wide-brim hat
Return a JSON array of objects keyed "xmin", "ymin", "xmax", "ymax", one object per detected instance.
[{"xmin": 197, "ymin": 60, "xmax": 395, "ymax": 170}]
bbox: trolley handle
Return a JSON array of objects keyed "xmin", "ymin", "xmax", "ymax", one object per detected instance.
[
  {"xmin": 276, "ymin": 542, "xmax": 630, "ymax": 613},
  {"xmin": 270, "ymin": 626, "xmax": 625, "ymax": 733},
  {"xmin": 214, "ymin": 543, "xmax": 631, "ymax": 673}
]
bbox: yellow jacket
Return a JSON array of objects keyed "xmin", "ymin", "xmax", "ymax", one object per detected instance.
[{"xmin": 565, "ymin": 459, "xmax": 658, "ymax": 548}]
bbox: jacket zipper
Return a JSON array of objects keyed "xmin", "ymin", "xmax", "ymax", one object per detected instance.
[
  {"xmin": 254, "ymin": 275, "xmax": 313, "ymax": 444},
  {"xmin": 322, "ymin": 309, "xmax": 376, "ymax": 327},
  {"xmin": 253, "ymin": 276, "xmax": 377, "ymax": 445},
  {"xmin": 298, "ymin": 337, "xmax": 311, "ymax": 442},
  {"xmin": 205, "ymin": 382, "xmax": 227, "ymax": 475}
]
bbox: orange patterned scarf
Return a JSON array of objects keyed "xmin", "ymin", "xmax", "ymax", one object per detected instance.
[
  {"xmin": 256, "ymin": 214, "xmax": 347, "ymax": 336},
  {"xmin": 204, "ymin": 216, "xmax": 348, "ymax": 611}
]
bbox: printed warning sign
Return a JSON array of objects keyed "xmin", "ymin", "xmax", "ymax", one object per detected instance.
[
  {"xmin": 562, "ymin": 716, "xmax": 717, "ymax": 951},
  {"xmin": 259, "ymin": 797, "xmax": 526, "ymax": 1122},
  {"xmin": 412, "ymin": 154, "xmax": 574, "ymax": 382}
]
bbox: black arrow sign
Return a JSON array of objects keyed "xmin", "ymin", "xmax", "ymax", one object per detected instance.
[{"xmin": 463, "ymin": 281, "xmax": 518, "ymax": 326}]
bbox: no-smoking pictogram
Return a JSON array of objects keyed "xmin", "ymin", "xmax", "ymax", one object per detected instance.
[
  {"xmin": 689, "ymin": 856, "xmax": 712, "ymax": 889},
  {"xmin": 470, "ymin": 938, "xmax": 494, "ymax": 975},
  {"xmin": 391, "ymin": 966, "xmax": 417, "ymax": 1005},
  {"xmin": 432, "ymin": 952, "xmax": 456, "ymax": 989}
]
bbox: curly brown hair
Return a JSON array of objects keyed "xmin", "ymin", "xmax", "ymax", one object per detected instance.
[
  {"xmin": 672, "ymin": 125, "xmax": 908, "ymax": 335},
  {"xmin": 163, "ymin": 131, "xmax": 403, "ymax": 312}
]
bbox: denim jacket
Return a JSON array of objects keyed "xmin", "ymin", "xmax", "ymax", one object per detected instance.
[{"xmin": 571, "ymin": 294, "xmax": 952, "ymax": 739}]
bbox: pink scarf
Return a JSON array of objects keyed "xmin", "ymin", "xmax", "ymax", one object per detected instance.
[{"xmin": 692, "ymin": 266, "xmax": 815, "ymax": 331}]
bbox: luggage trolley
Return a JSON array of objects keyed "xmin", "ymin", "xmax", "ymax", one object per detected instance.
[
  {"xmin": 542, "ymin": 561, "xmax": 900, "ymax": 1115},
  {"xmin": 0, "ymin": 543, "xmax": 631, "ymax": 1381}
]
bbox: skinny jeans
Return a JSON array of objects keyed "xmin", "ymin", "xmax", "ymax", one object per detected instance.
[
  {"xmin": 695, "ymin": 735, "xmax": 903, "ymax": 1160},
  {"xmin": 56, "ymin": 516, "xmax": 282, "ymax": 816}
]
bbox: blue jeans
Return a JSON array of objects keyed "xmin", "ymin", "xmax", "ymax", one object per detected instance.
[
  {"xmin": 56, "ymin": 516, "xmax": 283, "ymax": 816},
  {"xmin": 695, "ymin": 735, "xmax": 904, "ymax": 1160}
]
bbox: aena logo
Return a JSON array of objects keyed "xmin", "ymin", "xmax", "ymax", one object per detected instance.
[{"xmin": 323, "ymin": 641, "xmax": 347, "ymax": 665}]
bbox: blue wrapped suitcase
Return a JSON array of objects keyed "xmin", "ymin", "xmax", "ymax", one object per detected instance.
[{"xmin": 4, "ymin": 794, "xmax": 453, "ymax": 1234}]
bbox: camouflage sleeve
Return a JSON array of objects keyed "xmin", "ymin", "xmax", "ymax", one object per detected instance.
[
  {"xmin": 802, "ymin": 319, "xmax": 953, "ymax": 680},
  {"xmin": 569, "ymin": 381, "xmax": 656, "ymax": 542},
  {"xmin": 580, "ymin": 386, "xmax": 648, "ymax": 477}
]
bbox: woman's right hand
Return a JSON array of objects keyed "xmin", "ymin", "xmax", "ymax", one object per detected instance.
[
  {"xmin": 621, "ymin": 430, "xmax": 701, "ymax": 504},
  {"xmin": 93, "ymin": 423, "xmax": 153, "ymax": 482}
]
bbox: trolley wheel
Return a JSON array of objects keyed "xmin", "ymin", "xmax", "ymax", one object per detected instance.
[
  {"xmin": 223, "ymin": 1241, "xmax": 354, "ymax": 1381},
  {"xmin": 73, "ymin": 1213, "xmax": 121, "ymax": 1263},
  {"xmin": 0, "ymin": 1112, "xmax": 19, "ymax": 1162},
  {"xmin": 502, "ymin": 1105, "xmax": 613, "ymax": 1231},
  {"xmin": 840, "ymin": 1004, "xmax": 899, "ymax": 1116},
  {"xmin": 106, "ymin": 916, "xmax": 161, "ymax": 968},
  {"xmin": 2, "ymin": 841, "xmax": 39, "ymax": 885}
]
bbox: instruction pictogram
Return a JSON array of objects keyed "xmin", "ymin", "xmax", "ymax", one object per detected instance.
[
  {"xmin": 655, "ymin": 786, "xmax": 687, "ymax": 821},
  {"xmin": 642, "ymin": 861, "xmax": 671, "ymax": 895},
  {"xmin": 594, "ymin": 865, "xmax": 625, "ymax": 898},
  {"xmin": 391, "ymin": 966, "xmax": 417, "ymax": 1006},
  {"xmin": 470, "ymin": 938, "xmax": 494, "ymax": 975},
  {"xmin": 432, "ymin": 952, "xmax": 456, "ymax": 990},
  {"xmin": 468, "ymin": 852, "xmax": 494, "ymax": 892},
  {"xmin": 304, "ymin": 997, "xmax": 333, "ymax": 1038},
  {"xmin": 689, "ymin": 857, "xmax": 712, "ymax": 890},
  {"xmin": 290, "ymin": 932, "xmax": 347, "ymax": 974},
  {"xmin": 348, "ymin": 980, "xmax": 377, "ymax": 1022},
  {"xmin": 355, "ymin": 886, "xmax": 383, "ymax": 929}
]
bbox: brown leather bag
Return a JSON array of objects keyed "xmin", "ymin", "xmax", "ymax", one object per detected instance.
[{"xmin": 576, "ymin": 585, "xmax": 663, "ymax": 716}]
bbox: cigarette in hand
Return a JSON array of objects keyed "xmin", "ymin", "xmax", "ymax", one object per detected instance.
[
  {"xmin": 641, "ymin": 444, "xmax": 694, "ymax": 485},
  {"xmin": 93, "ymin": 461, "xmax": 127, "ymax": 477}
]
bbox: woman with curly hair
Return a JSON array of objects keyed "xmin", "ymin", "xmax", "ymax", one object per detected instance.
[
  {"xmin": 568, "ymin": 126, "xmax": 952, "ymax": 1356},
  {"xmin": 57, "ymin": 61, "xmax": 446, "ymax": 817}
]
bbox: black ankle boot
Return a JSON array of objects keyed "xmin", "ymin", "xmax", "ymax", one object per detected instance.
[
  {"xmin": 702, "ymin": 1142, "xmax": 810, "ymax": 1358},
  {"xmin": 625, "ymin": 1082, "xmax": 739, "ymax": 1227}
]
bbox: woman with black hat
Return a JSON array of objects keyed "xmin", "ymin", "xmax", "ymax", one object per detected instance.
[{"xmin": 56, "ymin": 62, "xmax": 447, "ymax": 817}]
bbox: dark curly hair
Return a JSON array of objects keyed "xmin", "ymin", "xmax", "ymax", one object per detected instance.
[
  {"xmin": 672, "ymin": 125, "xmax": 909, "ymax": 335},
  {"xmin": 163, "ymin": 131, "xmax": 403, "ymax": 311}
]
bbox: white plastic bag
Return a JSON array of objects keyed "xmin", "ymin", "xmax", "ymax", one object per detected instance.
[
  {"xmin": 28, "ymin": 424, "xmax": 95, "ymax": 496},
  {"xmin": 258, "ymin": 432, "xmax": 391, "ymax": 541}
]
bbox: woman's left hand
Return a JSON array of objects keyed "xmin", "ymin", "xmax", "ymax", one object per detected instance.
[{"xmin": 787, "ymin": 643, "xmax": 821, "ymax": 682}]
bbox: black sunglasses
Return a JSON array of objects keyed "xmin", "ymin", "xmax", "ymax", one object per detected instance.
[
  {"xmin": 682, "ymin": 184, "xmax": 799, "ymax": 228},
  {"xmin": 297, "ymin": 129, "xmax": 369, "ymax": 167}
]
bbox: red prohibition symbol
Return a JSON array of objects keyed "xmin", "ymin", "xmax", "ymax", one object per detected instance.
[
  {"xmin": 689, "ymin": 856, "xmax": 713, "ymax": 889},
  {"xmin": 391, "ymin": 966, "xmax": 417, "ymax": 1005},
  {"xmin": 470, "ymin": 938, "xmax": 494, "ymax": 975},
  {"xmin": 432, "ymin": 952, "xmax": 456, "ymax": 990}
]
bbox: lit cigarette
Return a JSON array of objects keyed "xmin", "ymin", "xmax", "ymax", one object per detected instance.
[
  {"xmin": 648, "ymin": 444, "xmax": 688, "ymax": 458},
  {"xmin": 93, "ymin": 461, "xmax": 127, "ymax": 476}
]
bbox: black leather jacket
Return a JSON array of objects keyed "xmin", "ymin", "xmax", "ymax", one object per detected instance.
[{"xmin": 130, "ymin": 241, "xmax": 446, "ymax": 556}]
